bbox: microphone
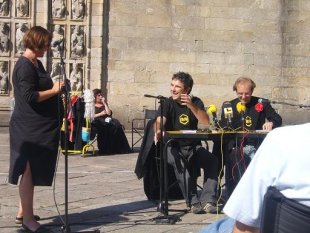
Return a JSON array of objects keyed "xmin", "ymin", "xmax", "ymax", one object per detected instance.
[
  {"xmin": 222, "ymin": 101, "xmax": 233, "ymax": 126},
  {"xmin": 144, "ymin": 94, "xmax": 167, "ymax": 99},
  {"xmin": 223, "ymin": 101, "xmax": 233, "ymax": 118},
  {"xmin": 236, "ymin": 102, "xmax": 246, "ymax": 128},
  {"xmin": 52, "ymin": 39, "xmax": 63, "ymax": 47},
  {"xmin": 207, "ymin": 104, "xmax": 218, "ymax": 123},
  {"xmin": 236, "ymin": 102, "xmax": 246, "ymax": 113}
]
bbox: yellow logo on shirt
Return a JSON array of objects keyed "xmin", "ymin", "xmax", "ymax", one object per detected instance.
[
  {"xmin": 179, "ymin": 114, "xmax": 189, "ymax": 125},
  {"xmin": 245, "ymin": 116, "xmax": 252, "ymax": 127}
]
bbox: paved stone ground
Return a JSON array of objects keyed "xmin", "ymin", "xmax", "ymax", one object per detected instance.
[{"xmin": 0, "ymin": 129, "xmax": 224, "ymax": 233}]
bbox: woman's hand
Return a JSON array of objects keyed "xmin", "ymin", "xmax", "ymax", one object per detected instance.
[
  {"xmin": 37, "ymin": 80, "xmax": 64, "ymax": 102},
  {"xmin": 100, "ymin": 110, "xmax": 107, "ymax": 116},
  {"xmin": 52, "ymin": 80, "xmax": 64, "ymax": 94}
]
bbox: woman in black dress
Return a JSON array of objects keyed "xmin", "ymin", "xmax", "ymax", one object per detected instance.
[
  {"xmin": 9, "ymin": 26, "xmax": 64, "ymax": 232},
  {"xmin": 92, "ymin": 89, "xmax": 131, "ymax": 155}
]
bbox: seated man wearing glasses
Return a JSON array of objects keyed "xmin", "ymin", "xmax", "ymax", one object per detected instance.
[{"xmin": 214, "ymin": 77, "xmax": 282, "ymax": 198}]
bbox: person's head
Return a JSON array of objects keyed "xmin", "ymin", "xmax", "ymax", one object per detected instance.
[
  {"xmin": 54, "ymin": 24, "xmax": 61, "ymax": 32},
  {"xmin": 72, "ymin": 63, "xmax": 80, "ymax": 71},
  {"xmin": 0, "ymin": 61, "xmax": 6, "ymax": 70},
  {"xmin": 23, "ymin": 26, "xmax": 52, "ymax": 56},
  {"xmin": 93, "ymin": 88, "xmax": 104, "ymax": 103},
  {"xmin": 233, "ymin": 76, "xmax": 256, "ymax": 104},
  {"xmin": 170, "ymin": 71, "xmax": 193, "ymax": 100},
  {"xmin": 74, "ymin": 25, "xmax": 81, "ymax": 33}
]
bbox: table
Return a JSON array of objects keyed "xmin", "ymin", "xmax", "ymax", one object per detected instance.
[
  {"xmin": 160, "ymin": 129, "xmax": 269, "ymax": 216},
  {"xmin": 165, "ymin": 129, "xmax": 268, "ymax": 140}
]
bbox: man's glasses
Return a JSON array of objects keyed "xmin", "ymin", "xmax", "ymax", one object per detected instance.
[
  {"xmin": 237, "ymin": 93, "xmax": 251, "ymax": 97},
  {"xmin": 96, "ymin": 94, "xmax": 103, "ymax": 97}
]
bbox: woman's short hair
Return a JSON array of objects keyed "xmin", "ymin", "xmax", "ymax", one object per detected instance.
[
  {"xmin": 23, "ymin": 26, "xmax": 52, "ymax": 51},
  {"xmin": 93, "ymin": 88, "xmax": 102, "ymax": 97},
  {"xmin": 233, "ymin": 76, "xmax": 256, "ymax": 92},
  {"xmin": 172, "ymin": 71, "xmax": 194, "ymax": 93}
]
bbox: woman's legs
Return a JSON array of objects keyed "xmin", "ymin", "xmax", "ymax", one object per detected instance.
[{"xmin": 19, "ymin": 162, "xmax": 40, "ymax": 230}]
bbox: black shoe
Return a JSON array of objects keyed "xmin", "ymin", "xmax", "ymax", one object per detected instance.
[
  {"xmin": 191, "ymin": 202, "xmax": 206, "ymax": 214},
  {"xmin": 15, "ymin": 215, "xmax": 41, "ymax": 224},
  {"xmin": 21, "ymin": 224, "xmax": 51, "ymax": 233}
]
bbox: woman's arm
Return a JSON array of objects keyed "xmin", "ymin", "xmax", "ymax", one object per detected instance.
[{"xmin": 37, "ymin": 80, "xmax": 63, "ymax": 102}]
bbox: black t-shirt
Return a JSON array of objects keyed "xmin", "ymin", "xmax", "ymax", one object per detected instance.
[{"xmin": 156, "ymin": 96, "xmax": 205, "ymax": 146}]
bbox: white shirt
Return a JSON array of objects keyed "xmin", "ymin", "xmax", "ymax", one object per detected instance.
[{"xmin": 223, "ymin": 123, "xmax": 310, "ymax": 228}]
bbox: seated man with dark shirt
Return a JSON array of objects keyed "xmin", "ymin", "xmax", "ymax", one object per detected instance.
[
  {"xmin": 154, "ymin": 71, "xmax": 219, "ymax": 214},
  {"xmin": 214, "ymin": 76, "xmax": 282, "ymax": 198}
]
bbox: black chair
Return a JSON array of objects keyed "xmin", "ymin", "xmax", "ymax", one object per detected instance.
[
  {"xmin": 131, "ymin": 109, "xmax": 156, "ymax": 150},
  {"xmin": 260, "ymin": 186, "xmax": 310, "ymax": 233}
]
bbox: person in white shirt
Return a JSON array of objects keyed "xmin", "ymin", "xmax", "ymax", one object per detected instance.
[{"xmin": 200, "ymin": 123, "xmax": 310, "ymax": 233}]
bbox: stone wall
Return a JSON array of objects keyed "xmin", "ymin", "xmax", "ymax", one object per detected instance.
[
  {"xmin": 107, "ymin": 0, "xmax": 310, "ymax": 127},
  {"xmin": 1, "ymin": 0, "xmax": 310, "ymax": 128}
]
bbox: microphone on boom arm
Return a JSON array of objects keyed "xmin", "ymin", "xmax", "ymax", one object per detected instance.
[
  {"xmin": 259, "ymin": 98, "xmax": 310, "ymax": 107},
  {"xmin": 144, "ymin": 94, "xmax": 167, "ymax": 100}
]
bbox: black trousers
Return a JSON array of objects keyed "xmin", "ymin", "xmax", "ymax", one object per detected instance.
[{"xmin": 167, "ymin": 143, "xmax": 218, "ymax": 206}]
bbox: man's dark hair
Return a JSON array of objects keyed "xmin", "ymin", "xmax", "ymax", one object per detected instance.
[{"xmin": 172, "ymin": 71, "xmax": 193, "ymax": 93}]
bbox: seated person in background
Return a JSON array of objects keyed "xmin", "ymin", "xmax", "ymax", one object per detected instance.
[
  {"xmin": 154, "ymin": 71, "xmax": 219, "ymax": 214},
  {"xmin": 200, "ymin": 123, "xmax": 310, "ymax": 233},
  {"xmin": 92, "ymin": 89, "xmax": 131, "ymax": 155},
  {"xmin": 214, "ymin": 77, "xmax": 282, "ymax": 198}
]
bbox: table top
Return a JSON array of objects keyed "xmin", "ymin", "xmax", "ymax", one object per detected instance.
[{"xmin": 164, "ymin": 129, "xmax": 269, "ymax": 140}]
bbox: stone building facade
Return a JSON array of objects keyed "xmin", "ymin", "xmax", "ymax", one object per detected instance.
[{"xmin": 1, "ymin": 0, "xmax": 310, "ymax": 128}]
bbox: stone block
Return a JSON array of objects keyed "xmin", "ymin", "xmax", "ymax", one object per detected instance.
[
  {"xmin": 108, "ymin": 60, "xmax": 136, "ymax": 72},
  {"xmin": 287, "ymin": 76, "xmax": 310, "ymax": 87},
  {"xmin": 92, "ymin": 3, "xmax": 104, "ymax": 16},
  {"xmin": 244, "ymin": 42, "xmax": 281, "ymax": 55},
  {"xmin": 91, "ymin": 37, "xmax": 105, "ymax": 48},
  {"xmin": 196, "ymin": 52, "xmax": 225, "ymax": 64},
  {"xmin": 123, "ymin": 49, "xmax": 159, "ymax": 62},
  {"xmin": 208, "ymin": 18, "xmax": 245, "ymax": 31},
  {"xmin": 137, "ymin": 14, "xmax": 171, "ymax": 28},
  {"xmin": 90, "ymin": 26, "xmax": 103, "ymax": 36},
  {"xmin": 203, "ymin": 41, "xmax": 243, "ymax": 53},
  {"xmin": 254, "ymin": 54, "xmax": 282, "ymax": 67},
  {"xmin": 108, "ymin": 70, "xmax": 135, "ymax": 82},
  {"xmin": 112, "ymin": 12, "xmax": 137, "ymax": 26},
  {"xmin": 210, "ymin": 6, "xmax": 250, "ymax": 19},
  {"xmin": 149, "ymin": 72, "xmax": 171, "ymax": 83},
  {"xmin": 172, "ymin": 16, "xmax": 205, "ymax": 29},
  {"xmin": 158, "ymin": 51, "xmax": 195, "ymax": 63},
  {"xmin": 210, "ymin": 64, "xmax": 249, "ymax": 75},
  {"xmin": 91, "ymin": 16, "xmax": 104, "ymax": 26},
  {"xmin": 108, "ymin": 48, "xmax": 122, "ymax": 60},
  {"xmin": 168, "ymin": 63, "xmax": 208, "ymax": 75}
]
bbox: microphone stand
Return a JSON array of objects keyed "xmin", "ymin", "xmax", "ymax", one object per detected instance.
[
  {"xmin": 272, "ymin": 100, "xmax": 310, "ymax": 108},
  {"xmin": 57, "ymin": 44, "xmax": 98, "ymax": 233},
  {"xmin": 144, "ymin": 94, "xmax": 180, "ymax": 224},
  {"xmin": 57, "ymin": 42, "xmax": 70, "ymax": 233},
  {"xmin": 240, "ymin": 111, "xmax": 245, "ymax": 130}
]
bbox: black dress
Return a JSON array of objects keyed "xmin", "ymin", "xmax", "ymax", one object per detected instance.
[
  {"xmin": 92, "ymin": 106, "xmax": 131, "ymax": 155},
  {"xmin": 9, "ymin": 56, "xmax": 64, "ymax": 186}
]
